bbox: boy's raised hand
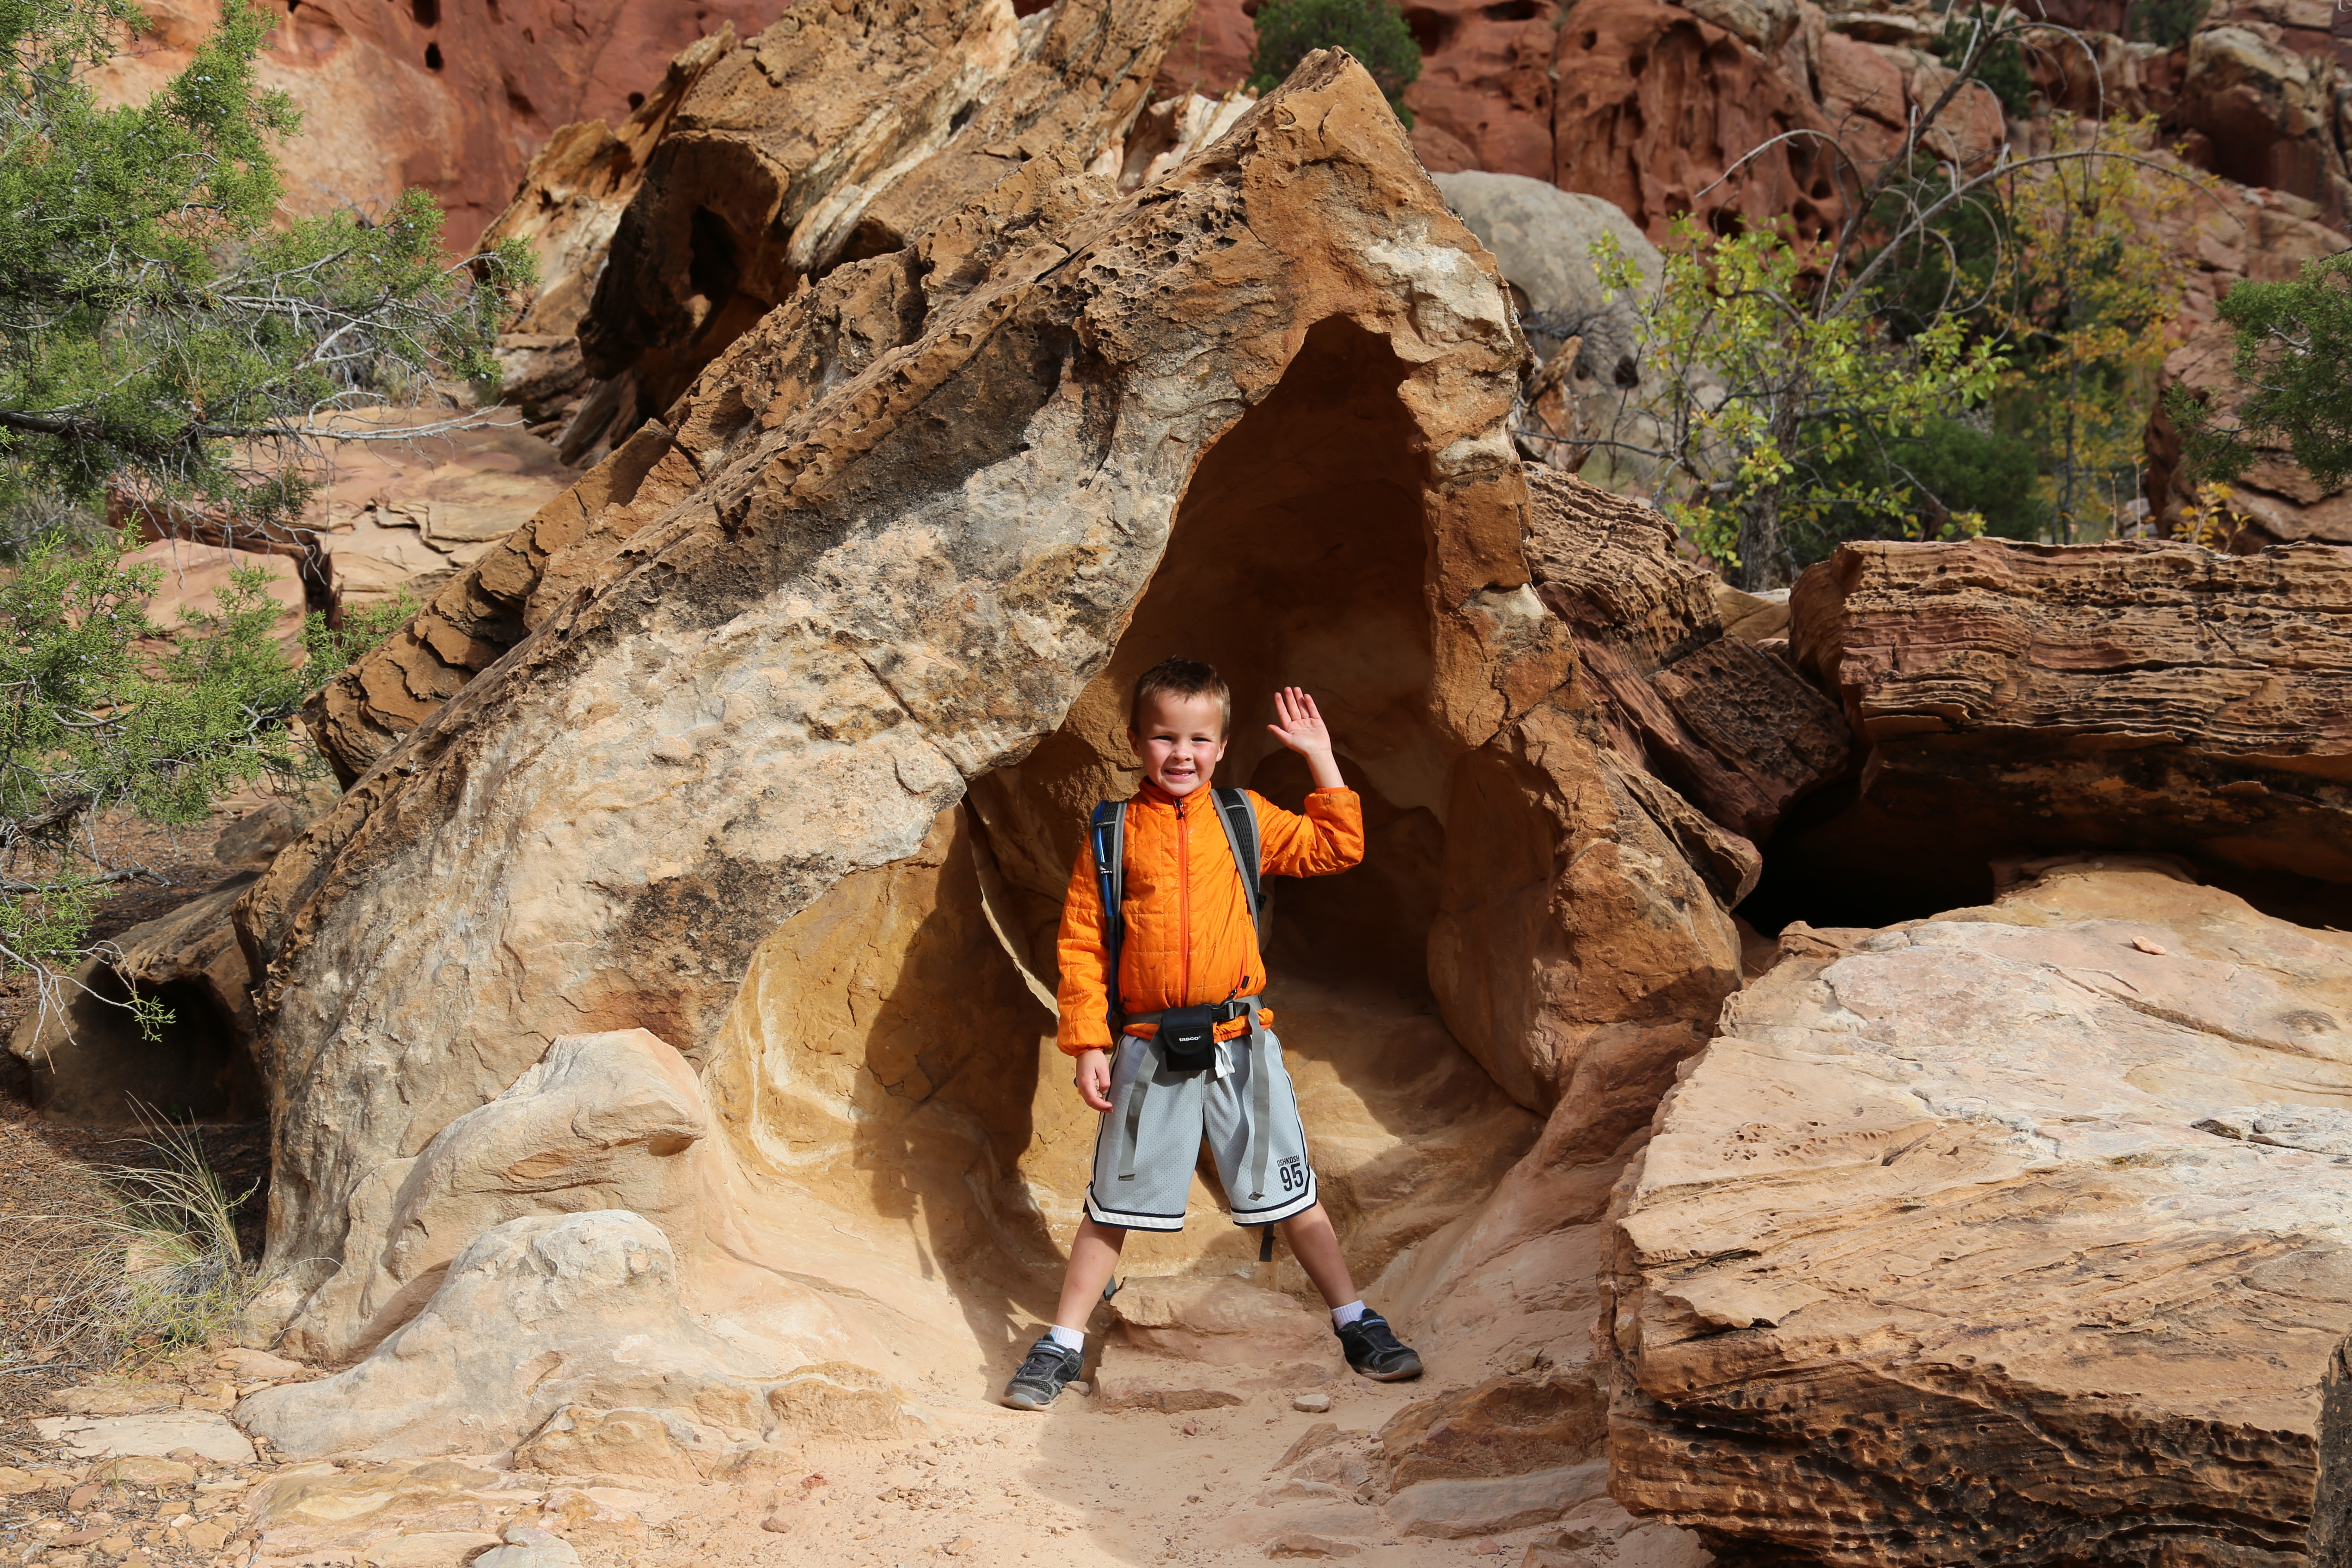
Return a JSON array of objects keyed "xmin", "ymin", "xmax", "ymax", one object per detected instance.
[{"xmin": 1267, "ymin": 686, "xmax": 1346, "ymax": 791}]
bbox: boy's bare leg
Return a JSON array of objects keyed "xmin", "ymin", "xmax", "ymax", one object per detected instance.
[
  {"xmin": 1054, "ymin": 1215, "xmax": 1129, "ymax": 1329},
  {"xmin": 1279, "ymin": 1203, "xmax": 1359, "ymax": 1309}
]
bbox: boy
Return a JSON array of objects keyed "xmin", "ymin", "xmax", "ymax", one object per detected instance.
[{"xmin": 998, "ymin": 657, "xmax": 1424, "ymax": 1411}]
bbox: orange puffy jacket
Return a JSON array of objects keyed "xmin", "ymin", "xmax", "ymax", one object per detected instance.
[{"xmin": 1055, "ymin": 782, "xmax": 1365, "ymax": 1055}]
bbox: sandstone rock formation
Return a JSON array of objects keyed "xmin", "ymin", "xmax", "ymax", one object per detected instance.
[
  {"xmin": 92, "ymin": 0, "xmax": 783, "ymax": 253},
  {"xmin": 2176, "ymin": 15, "xmax": 2350, "ymax": 229},
  {"xmin": 233, "ymin": 60, "xmax": 1768, "ymax": 1472},
  {"xmin": 1776, "ymin": 537, "xmax": 2352, "ymax": 928},
  {"xmin": 1550, "ymin": 0, "xmax": 1844, "ymax": 243},
  {"xmin": 572, "ymin": 0, "xmax": 1189, "ymax": 434},
  {"xmin": 1605, "ymin": 860, "xmax": 2352, "ymax": 1564},
  {"xmin": 239, "ymin": 1210, "xmax": 911, "ymax": 1461},
  {"xmin": 1400, "ymin": 0, "xmax": 1564, "ymax": 179},
  {"xmin": 1151, "ymin": 0, "xmax": 1255, "ymax": 101},
  {"xmin": 1529, "ymin": 472, "xmax": 1846, "ymax": 846}
]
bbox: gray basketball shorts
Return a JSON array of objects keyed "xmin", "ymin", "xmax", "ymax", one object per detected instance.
[{"xmin": 1083, "ymin": 1029, "xmax": 1319, "ymax": 1232}]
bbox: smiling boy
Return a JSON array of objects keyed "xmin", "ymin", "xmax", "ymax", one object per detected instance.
[{"xmin": 998, "ymin": 657, "xmax": 1424, "ymax": 1410}]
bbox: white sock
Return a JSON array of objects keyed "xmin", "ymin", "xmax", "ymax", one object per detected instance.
[
  {"xmin": 1331, "ymin": 1301, "xmax": 1367, "ymax": 1329},
  {"xmin": 1045, "ymin": 1324, "xmax": 1085, "ymax": 1351}
]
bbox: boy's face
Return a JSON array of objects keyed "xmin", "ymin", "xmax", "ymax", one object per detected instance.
[{"xmin": 1130, "ymin": 691, "xmax": 1228, "ymax": 799}]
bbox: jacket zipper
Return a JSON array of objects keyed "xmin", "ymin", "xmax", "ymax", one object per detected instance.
[{"xmin": 1175, "ymin": 794, "xmax": 1190, "ymax": 1005}]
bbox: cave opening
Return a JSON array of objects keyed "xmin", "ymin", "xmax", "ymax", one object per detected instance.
[
  {"xmin": 1736, "ymin": 765, "xmax": 2352, "ymax": 935},
  {"xmin": 19, "ymin": 968, "xmax": 263, "ymax": 1126},
  {"xmin": 698, "ymin": 317, "xmax": 1537, "ymax": 1378},
  {"xmin": 958, "ymin": 315, "xmax": 1543, "ymax": 1286}
]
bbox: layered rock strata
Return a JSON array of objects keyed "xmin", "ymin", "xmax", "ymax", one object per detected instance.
[
  {"xmin": 572, "ymin": 0, "xmax": 1188, "ymax": 435},
  {"xmin": 1768, "ymin": 537, "xmax": 2352, "ymax": 926},
  {"xmin": 1606, "ymin": 861, "xmax": 2352, "ymax": 1565}
]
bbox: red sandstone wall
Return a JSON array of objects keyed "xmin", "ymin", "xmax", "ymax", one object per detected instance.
[{"xmin": 94, "ymin": 0, "xmax": 783, "ymax": 253}]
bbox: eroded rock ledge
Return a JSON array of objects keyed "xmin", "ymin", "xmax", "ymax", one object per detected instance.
[{"xmin": 1607, "ymin": 860, "xmax": 2352, "ymax": 1566}]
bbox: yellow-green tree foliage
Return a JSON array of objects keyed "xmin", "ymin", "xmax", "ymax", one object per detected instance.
[
  {"xmin": 1988, "ymin": 117, "xmax": 2202, "ymax": 542},
  {"xmin": 1596, "ymin": 220, "xmax": 2008, "ymax": 587}
]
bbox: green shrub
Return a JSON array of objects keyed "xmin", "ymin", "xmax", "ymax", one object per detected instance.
[
  {"xmin": 2176, "ymin": 251, "xmax": 2352, "ymax": 492},
  {"xmin": 2125, "ymin": 0, "xmax": 2208, "ymax": 48},
  {"xmin": 1795, "ymin": 418, "xmax": 2047, "ymax": 564},
  {"xmin": 1934, "ymin": 5, "xmax": 2032, "ymax": 119},
  {"xmin": 1247, "ymin": 0, "xmax": 1422, "ymax": 127}
]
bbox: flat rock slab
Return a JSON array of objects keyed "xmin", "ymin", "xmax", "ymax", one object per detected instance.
[
  {"xmin": 1608, "ymin": 863, "xmax": 2352, "ymax": 1565},
  {"xmin": 31, "ymin": 1411, "xmax": 256, "ymax": 1464}
]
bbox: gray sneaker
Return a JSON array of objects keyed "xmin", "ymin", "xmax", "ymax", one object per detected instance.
[{"xmin": 999, "ymin": 1335, "xmax": 1083, "ymax": 1410}]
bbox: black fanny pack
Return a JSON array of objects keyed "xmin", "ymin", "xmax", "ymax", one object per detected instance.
[{"xmin": 1152, "ymin": 998, "xmax": 1253, "ymax": 1074}]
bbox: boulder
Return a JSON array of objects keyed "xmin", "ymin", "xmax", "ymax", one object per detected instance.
[
  {"xmin": 237, "ymin": 1210, "xmax": 913, "ymax": 1460},
  {"xmin": 2177, "ymin": 21, "xmax": 2349, "ymax": 229},
  {"xmin": 1550, "ymin": 0, "xmax": 1844, "ymax": 245},
  {"xmin": 1430, "ymin": 172, "xmax": 1660, "ymax": 394},
  {"xmin": 1775, "ymin": 537, "xmax": 2352, "ymax": 926},
  {"xmin": 1605, "ymin": 862, "xmax": 2352, "ymax": 1565},
  {"xmin": 237, "ymin": 53, "xmax": 1591, "ymax": 1427}
]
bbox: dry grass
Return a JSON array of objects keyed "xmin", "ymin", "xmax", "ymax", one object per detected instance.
[{"xmin": 0, "ymin": 798, "xmax": 275, "ymax": 1426}]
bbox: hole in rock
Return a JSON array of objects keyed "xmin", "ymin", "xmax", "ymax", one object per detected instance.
[
  {"xmin": 1483, "ymin": 0, "xmax": 1544, "ymax": 18},
  {"xmin": 410, "ymin": 0, "xmax": 436, "ymax": 24},
  {"xmin": 686, "ymin": 205, "xmax": 740, "ymax": 310},
  {"xmin": 1404, "ymin": 7, "xmax": 1460, "ymax": 53},
  {"xmin": 422, "ymin": 40, "xmax": 442, "ymax": 68},
  {"xmin": 626, "ymin": 90, "xmax": 644, "ymax": 111},
  {"xmin": 1740, "ymin": 769, "xmax": 2352, "ymax": 934},
  {"xmin": 703, "ymin": 317, "xmax": 1540, "ymax": 1363},
  {"xmin": 17, "ymin": 970, "xmax": 261, "ymax": 1126}
]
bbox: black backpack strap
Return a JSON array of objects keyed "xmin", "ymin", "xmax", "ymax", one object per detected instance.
[
  {"xmin": 1210, "ymin": 786, "xmax": 1265, "ymax": 944},
  {"xmin": 1088, "ymin": 799, "xmax": 1127, "ymax": 1041}
]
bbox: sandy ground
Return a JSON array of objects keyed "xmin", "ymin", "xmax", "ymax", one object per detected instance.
[{"xmin": 0, "ymin": 1350, "xmax": 1637, "ymax": 1568}]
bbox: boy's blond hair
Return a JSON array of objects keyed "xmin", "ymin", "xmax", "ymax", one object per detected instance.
[{"xmin": 1129, "ymin": 657, "xmax": 1231, "ymax": 736}]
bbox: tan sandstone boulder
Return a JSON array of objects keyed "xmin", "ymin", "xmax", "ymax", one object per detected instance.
[
  {"xmin": 234, "ymin": 51, "xmax": 1592, "ymax": 1416},
  {"xmin": 1605, "ymin": 861, "xmax": 2352, "ymax": 1564},
  {"xmin": 238, "ymin": 1210, "xmax": 913, "ymax": 1460}
]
